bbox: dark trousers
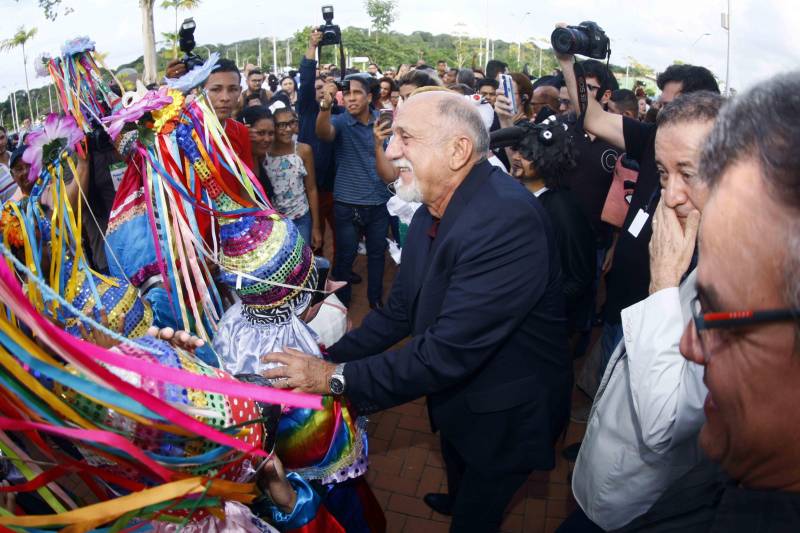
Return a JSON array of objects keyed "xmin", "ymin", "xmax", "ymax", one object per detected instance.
[
  {"xmin": 332, "ymin": 201, "xmax": 389, "ymax": 306},
  {"xmin": 441, "ymin": 436, "xmax": 530, "ymax": 533}
]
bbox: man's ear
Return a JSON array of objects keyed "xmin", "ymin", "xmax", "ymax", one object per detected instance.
[{"xmin": 448, "ymin": 136, "xmax": 474, "ymax": 172}]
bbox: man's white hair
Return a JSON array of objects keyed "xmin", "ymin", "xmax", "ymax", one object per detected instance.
[{"xmin": 416, "ymin": 92, "xmax": 490, "ymax": 156}]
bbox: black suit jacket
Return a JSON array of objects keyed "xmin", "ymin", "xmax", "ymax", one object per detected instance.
[
  {"xmin": 328, "ymin": 161, "xmax": 573, "ymax": 474},
  {"xmin": 537, "ymin": 188, "xmax": 596, "ymax": 331}
]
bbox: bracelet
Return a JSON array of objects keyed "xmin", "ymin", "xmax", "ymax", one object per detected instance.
[{"xmin": 319, "ymin": 102, "xmax": 332, "ymax": 112}]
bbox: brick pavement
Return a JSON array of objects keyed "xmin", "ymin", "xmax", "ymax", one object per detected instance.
[{"xmin": 345, "ymin": 253, "xmax": 589, "ymax": 532}]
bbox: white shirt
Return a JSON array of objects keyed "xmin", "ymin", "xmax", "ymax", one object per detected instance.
[{"xmin": 572, "ymin": 269, "xmax": 708, "ymax": 530}]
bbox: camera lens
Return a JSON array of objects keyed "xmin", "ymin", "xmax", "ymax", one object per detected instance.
[{"xmin": 551, "ymin": 27, "xmax": 589, "ymax": 55}]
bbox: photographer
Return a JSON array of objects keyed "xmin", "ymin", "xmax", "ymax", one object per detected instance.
[
  {"xmin": 554, "ymin": 22, "xmax": 719, "ymax": 379},
  {"xmin": 298, "ymin": 29, "xmax": 344, "ymax": 254},
  {"xmin": 506, "ymin": 119, "xmax": 596, "ymax": 335}
]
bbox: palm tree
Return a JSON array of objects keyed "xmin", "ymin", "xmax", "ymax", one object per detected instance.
[
  {"xmin": 0, "ymin": 26, "xmax": 38, "ymax": 123},
  {"xmin": 160, "ymin": 0, "xmax": 202, "ymax": 59},
  {"xmin": 140, "ymin": 0, "xmax": 158, "ymax": 84}
]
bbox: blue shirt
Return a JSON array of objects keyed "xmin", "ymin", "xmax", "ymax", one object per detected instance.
[{"xmin": 330, "ymin": 110, "xmax": 391, "ymax": 206}]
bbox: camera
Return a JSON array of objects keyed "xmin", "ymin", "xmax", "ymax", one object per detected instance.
[
  {"xmin": 318, "ymin": 6, "xmax": 342, "ymax": 46},
  {"xmin": 178, "ymin": 17, "xmax": 205, "ymax": 70},
  {"xmin": 551, "ymin": 21, "xmax": 610, "ymax": 60}
]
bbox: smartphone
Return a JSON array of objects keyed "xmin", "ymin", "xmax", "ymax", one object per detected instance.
[
  {"xmin": 378, "ymin": 109, "xmax": 394, "ymax": 129},
  {"xmin": 498, "ymin": 73, "xmax": 517, "ymax": 115}
]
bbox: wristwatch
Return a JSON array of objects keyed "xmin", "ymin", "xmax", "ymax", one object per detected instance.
[
  {"xmin": 319, "ymin": 100, "xmax": 332, "ymax": 112},
  {"xmin": 329, "ymin": 363, "xmax": 346, "ymax": 395}
]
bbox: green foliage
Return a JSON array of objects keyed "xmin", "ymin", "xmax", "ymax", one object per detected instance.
[
  {"xmin": 364, "ymin": 0, "xmax": 397, "ymax": 36},
  {"xmin": 0, "ymin": 24, "xmax": 649, "ymax": 130},
  {"xmin": 0, "ymin": 26, "xmax": 38, "ymax": 53}
]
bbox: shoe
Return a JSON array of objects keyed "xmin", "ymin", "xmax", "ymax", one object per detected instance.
[
  {"xmin": 423, "ymin": 493, "xmax": 453, "ymax": 516},
  {"xmin": 562, "ymin": 441, "xmax": 582, "ymax": 462},
  {"xmin": 349, "ymin": 272, "xmax": 362, "ymax": 284},
  {"xmin": 369, "ymin": 299, "xmax": 383, "ymax": 310}
]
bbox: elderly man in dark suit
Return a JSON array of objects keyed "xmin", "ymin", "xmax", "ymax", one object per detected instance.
[{"xmin": 264, "ymin": 91, "xmax": 572, "ymax": 532}]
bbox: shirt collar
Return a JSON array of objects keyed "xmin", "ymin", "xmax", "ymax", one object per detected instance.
[
  {"xmin": 533, "ymin": 186, "xmax": 549, "ymax": 197},
  {"xmin": 345, "ymin": 108, "xmax": 378, "ymax": 126}
]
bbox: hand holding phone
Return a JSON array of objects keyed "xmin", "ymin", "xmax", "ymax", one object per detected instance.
[{"xmin": 498, "ymin": 73, "xmax": 517, "ymax": 115}]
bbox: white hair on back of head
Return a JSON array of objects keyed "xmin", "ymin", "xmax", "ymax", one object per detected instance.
[{"xmin": 432, "ymin": 93, "xmax": 490, "ymax": 155}]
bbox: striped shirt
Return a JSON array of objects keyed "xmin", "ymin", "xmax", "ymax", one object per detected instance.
[
  {"xmin": 0, "ymin": 157, "xmax": 18, "ymax": 204},
  {"xmin": 330, "ymin": 110, "xmax": 391, "ymax": 206}
]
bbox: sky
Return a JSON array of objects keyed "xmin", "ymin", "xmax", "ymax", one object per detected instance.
[{"xmin": 0, "ymin": 0, "xmax": 797, "ymax": 99}]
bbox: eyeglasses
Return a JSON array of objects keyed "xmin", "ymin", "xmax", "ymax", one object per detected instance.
[
  {"xmin": 275, "ymin": 119, "xmax": 298, "ymax": 130},
  {"xmin": 559, "ymin": 98, "xmax": 572, "ymax": 107},
  {"xmin": 690, "ymin": 295, "xmax": 800, "ymax": 361},
  {"xmin": 586, "ymin": 83, "xmax": 602, "ymax": 93}
]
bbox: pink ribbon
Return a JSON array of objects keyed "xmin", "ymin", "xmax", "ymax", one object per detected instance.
[
  {"xmin": 0, "ymin": 417, "xmax": 174, "ymax": 482},
  {"xmin": 0, "ymin": 258, "xmax": 322, "ymax": 459}
]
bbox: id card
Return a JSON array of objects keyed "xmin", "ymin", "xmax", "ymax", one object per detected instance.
[
  {"xmin": 627, "ymin": 209, "xmax": 650, "ymax": 238},
  {"xmin": 109, "ymin": 162, "xmax": 127, "ymax": 191}
]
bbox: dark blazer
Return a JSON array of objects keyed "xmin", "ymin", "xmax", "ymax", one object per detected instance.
[
  {"xmin": 328, "ymin": 161, "xmax": 573, "ymax": 475},
  {"xmin": 537, "ymin": 188, "xmax": 596, "ymax": 331}
]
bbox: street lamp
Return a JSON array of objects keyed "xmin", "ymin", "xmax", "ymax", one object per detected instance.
[
  {"xmin": 722, "ymin": 0, "xmax": 732, "ymax": 95},
  {"xmin": 692, "ymin": 32, "xmax": 711, "ymax": 47},
  {"xmin": 530, "ymin": 37, "xmax": 549, "ymax": 78}
]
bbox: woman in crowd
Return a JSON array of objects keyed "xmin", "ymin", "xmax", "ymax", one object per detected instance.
[
  {"xmin": 279, "ymin": 75, "xmax": 299, "ymax": 107},
  {"xmin": 242, "ymin": 105, "xmax": 276, "ymax": 203},
  {"xmin": 377, "ymin": 76, "xmax": 396, "ymax": 109},
  {"xmin": 510, "ymin": 72, "xmax": 534, "ymax": 120},
  {"xmin": 266, "ymin": 106, "xmax": 321, "ymax": 250}
]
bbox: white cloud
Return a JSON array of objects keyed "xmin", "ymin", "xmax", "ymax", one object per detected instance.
[{"xmin": 0, "ymin": 0, "xmax": 796, "ymax": 99}]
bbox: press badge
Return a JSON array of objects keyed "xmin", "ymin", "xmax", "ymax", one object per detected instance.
[
  {"xmin": 109, "ymin": 162, "xmax": 127, "ymax": 191},
  {"xmin": 627, "ymin": 209, "xmax": 649, "ymax": 238}
]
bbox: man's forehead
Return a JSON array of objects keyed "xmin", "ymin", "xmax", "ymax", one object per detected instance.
[{"xmin": 206, "ymin": 71, "xmax": 240, "ymax": 86}]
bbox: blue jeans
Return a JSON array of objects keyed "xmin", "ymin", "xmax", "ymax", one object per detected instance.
[
  {"xmin": 293, "ymin": 209, "xmax": 312, "ymax": 247},
  {"xmin": 333, "ymin": 202, "xmax": 389, "ymax": 306}
]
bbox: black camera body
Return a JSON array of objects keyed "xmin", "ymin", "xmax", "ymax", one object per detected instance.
[
  {"xmin": 551, "ymin": 21, "xmax": 610, "ymax": 60},
  {"xmin": 179, "ymin": 17, "xmax": 205, "ymax": 70},
  {"xmin": 318, "ymin": 5, "xmax": 342, "ymax": 46}
]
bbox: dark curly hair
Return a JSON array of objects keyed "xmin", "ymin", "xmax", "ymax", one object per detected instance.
[{"xmin": 515, "ymin": 118, "xmax": 577, "ymax": 189}]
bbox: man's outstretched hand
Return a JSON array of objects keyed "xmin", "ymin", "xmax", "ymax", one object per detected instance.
[{"xmin": 261, "ymin": 347, "xmax": 336, "ymax": 394}]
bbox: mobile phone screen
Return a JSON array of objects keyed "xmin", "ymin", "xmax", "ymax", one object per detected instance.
[{"xmin": 379, "ymin": 109, "xmax": 394, "ymax": 129}]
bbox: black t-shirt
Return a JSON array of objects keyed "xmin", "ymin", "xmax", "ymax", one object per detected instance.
[
  {"xmin": 603, "ymin": 117, "xmax": 659, "ymax": 324},
  {"xmin": 561, "ymin": 122, "xmax": 619, "ymax": 245}
]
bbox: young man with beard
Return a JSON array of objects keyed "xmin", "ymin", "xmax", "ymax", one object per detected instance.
[
  {"xmin": 507, "ymin": 119, "xmax": 596, "ymax": 337},
  {"xmin": 316, "ymin": 73, "xmax": 390, "ymax": 309}
]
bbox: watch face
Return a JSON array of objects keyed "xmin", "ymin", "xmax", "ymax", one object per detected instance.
[{"xmin": 329, "ymin": 376, "xmax": 345, "ymax": 395}]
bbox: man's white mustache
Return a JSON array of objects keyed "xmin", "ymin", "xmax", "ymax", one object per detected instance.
[{"xmin": 392, "ymin": 158, "xmax": 413, "ymax": 171}]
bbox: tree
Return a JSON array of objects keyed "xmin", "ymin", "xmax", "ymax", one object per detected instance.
[
  {"xmin": 364, "ymin": 0, "xmax": 397, "ymax": 42},
  {"xmin": 160, "ymin": 0, "xmax": 202, "ymax": 59},
  {"xmin": 0, "ymin": 26, "xmax": 38, "ymax": 122},
  {"xmin": 140, "ymin": 0, "xmax": 158, "ymax": 85}
]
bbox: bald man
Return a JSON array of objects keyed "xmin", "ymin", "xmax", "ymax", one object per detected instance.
[
  {"xmin": 265, "ymin": 92, "xmax": 571, "ymax": 531},
  {"xmin": 532, "ymin": 85, "xmax": 561, "ymax": 118}
]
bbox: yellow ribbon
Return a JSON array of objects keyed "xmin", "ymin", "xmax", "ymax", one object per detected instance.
[{"xmin": 0, "ymin": 477, "xmax": 256, "ymax": 528}]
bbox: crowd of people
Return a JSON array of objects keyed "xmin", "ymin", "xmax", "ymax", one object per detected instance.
[{"xmin": 0, "ymin": 19, "xmax": 797, "ymax": 533}]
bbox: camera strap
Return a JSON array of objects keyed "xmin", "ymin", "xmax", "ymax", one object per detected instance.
[
  {"xmin": 338, "ymin": 45, "xmax": 346, "ymax": 83},
  {"xmin": 573, "ymin": 58, "xmax": 589, "ymax": 119}
]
